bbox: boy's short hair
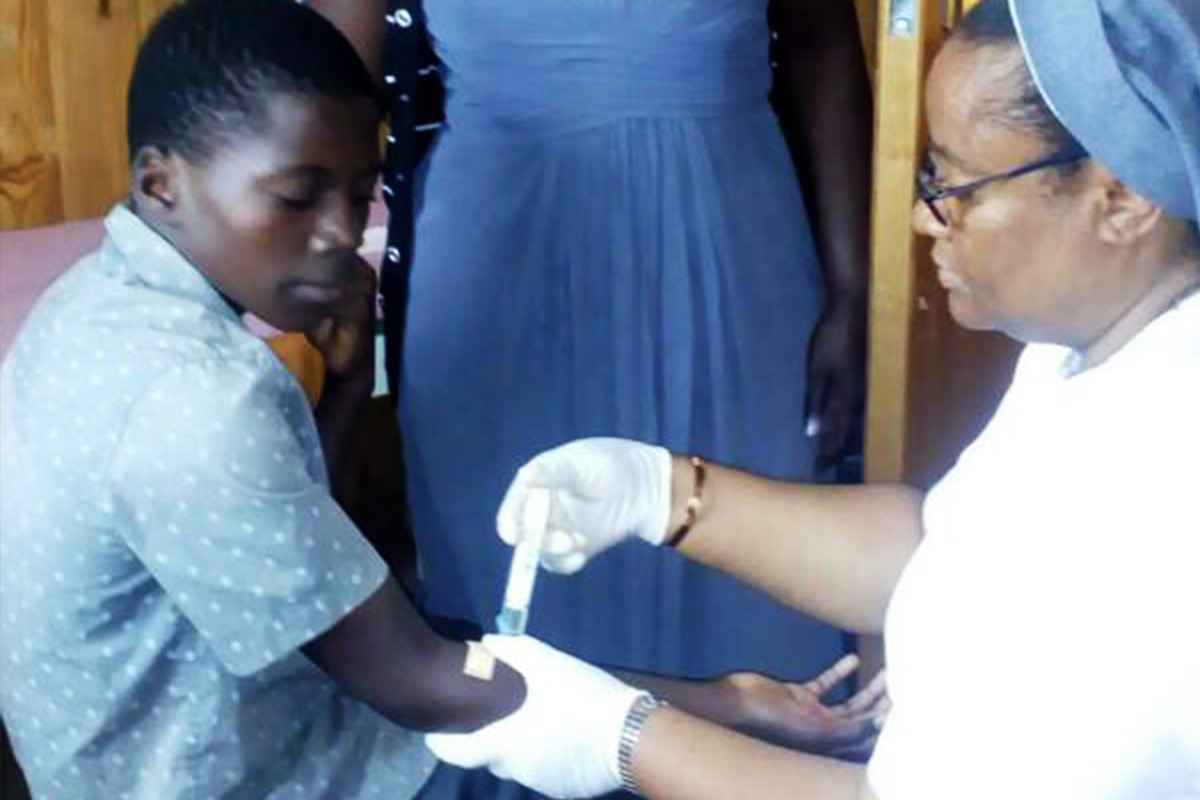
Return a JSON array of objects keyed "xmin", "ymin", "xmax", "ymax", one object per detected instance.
[{"xmin": 127, "ymin": 0, "xmax": 378, "ymax": 163}]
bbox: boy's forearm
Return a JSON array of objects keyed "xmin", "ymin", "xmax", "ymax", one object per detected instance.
[
  {"xmin": 614, "ymin": 671, "xmax": 743, "ymax": 731},
  {"xmin": 303, "ymin": 579, "xmax": 526, "ymax": 732}
]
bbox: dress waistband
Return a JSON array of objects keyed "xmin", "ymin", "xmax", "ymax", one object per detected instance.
[{"xmin": 438, "ymin": 31, "xmax": 772, "ymax": 135}]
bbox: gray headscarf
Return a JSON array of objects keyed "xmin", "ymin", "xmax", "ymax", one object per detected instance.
[{"xmin": 1010, "ymin": 0, "xmax": 1200, "ymax": 221}]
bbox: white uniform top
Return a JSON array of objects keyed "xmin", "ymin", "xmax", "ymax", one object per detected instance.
[{"xmin": 868, "ymin": 293, "xmax": 1200, "ymax": 800}]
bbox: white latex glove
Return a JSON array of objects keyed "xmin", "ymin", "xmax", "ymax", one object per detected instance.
[
  {"xmin": 496, "ymin": 437, "xmax": 672, "ymax": 574},
  {"xmin": 425, "ymin": 634, "xmax": 646, "ymax": 799}
]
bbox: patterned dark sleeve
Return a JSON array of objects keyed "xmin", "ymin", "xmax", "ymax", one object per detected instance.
[{"xmin": 380, "ymin": 0, "xmax": 445, "ymax": 397}]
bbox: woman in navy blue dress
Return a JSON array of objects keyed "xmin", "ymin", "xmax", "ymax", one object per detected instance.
[{"xmin": 315, "ymin": 0, "xmax": 872, "ymax": 699}]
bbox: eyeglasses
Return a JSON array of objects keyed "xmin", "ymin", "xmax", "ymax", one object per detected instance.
[{"xmin": 916, "ymin": 147, "xmax": 1090, "ymax": 227}]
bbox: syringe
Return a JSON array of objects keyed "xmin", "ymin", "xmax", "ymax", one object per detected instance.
[{"xmin": 495, "ymin": 487, "xmax": 550, "ymax": 636}]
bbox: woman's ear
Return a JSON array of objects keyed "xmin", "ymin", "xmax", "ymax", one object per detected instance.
[
  {"xmin": 1094, "ymin": 169, "xmax": 1164, "ymax": 247},
  {"xmin": 130, "ymin": 146, "xmax": 181, "ymax": 217}
]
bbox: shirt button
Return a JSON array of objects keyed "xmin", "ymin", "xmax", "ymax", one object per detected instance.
[
  {"xmin": 384, "ymin": 75, "xmax": 397, "ymax": 85},
  {"xmin": 393, "ymin": 9, "xmax": 413, "ymax": 27},
  {"xmin": 386, "ymin": 247, "xmax": 401, "ymax": 262}
]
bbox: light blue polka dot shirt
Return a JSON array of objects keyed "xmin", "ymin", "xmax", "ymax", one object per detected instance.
[{"xmin": 0, "ymin": 205, "xmax": 437, "ymax": 799}]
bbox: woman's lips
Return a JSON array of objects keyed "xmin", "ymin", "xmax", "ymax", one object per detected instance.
[
  {"xmin": 932, "ymin": 251, "xmax": 967, "ymax": 292},
  {"xmin": 937, "ymin": 267, "xmax": 967, "ymax": 292}
]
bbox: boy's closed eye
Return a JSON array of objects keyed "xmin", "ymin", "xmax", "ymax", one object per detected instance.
[
  {"xmin": 263, "ymin": 169, "xmax": 379, "ymax": 212},
  {"xmin": 263, "ymin": 172, "xmax": 323, "ymax": 211}
]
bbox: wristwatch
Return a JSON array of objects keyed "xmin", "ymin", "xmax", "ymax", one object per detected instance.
[{"xmin": 618, "ymin": 693, "xmax": 665, "ymax": 795}]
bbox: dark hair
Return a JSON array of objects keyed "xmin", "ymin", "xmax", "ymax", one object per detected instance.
[
  {"xmin": 952, "ymin": 0, "xmax": 1086, "ymax": 162},
  {"xmin": 127, "ymin": 0, "xmax": 378, "ymax": 163}
]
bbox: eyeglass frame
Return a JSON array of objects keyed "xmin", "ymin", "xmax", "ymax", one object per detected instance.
[{"xmin": 916, "ymin": 146, "xmax": 1090, "ymax": 226}]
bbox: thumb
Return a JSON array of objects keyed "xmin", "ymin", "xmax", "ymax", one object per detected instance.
[{"xmin": 425, "ymin": 727, "xmax": 500, "ymax": 769}]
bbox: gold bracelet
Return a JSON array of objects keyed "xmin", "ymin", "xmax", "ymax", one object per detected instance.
[{"xmin": 665, "ymin": 456, "xmax": 706, "ymax": 549}]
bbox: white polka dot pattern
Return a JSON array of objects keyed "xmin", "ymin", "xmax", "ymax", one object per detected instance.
[{"xmin": 0, "ymin": 205, "xmax": 436, "ymax": 798}]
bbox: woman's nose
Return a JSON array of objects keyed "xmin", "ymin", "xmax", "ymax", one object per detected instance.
[{"xmin": 912, "ymin": 198, "xmax": 948, "ymax": 239}]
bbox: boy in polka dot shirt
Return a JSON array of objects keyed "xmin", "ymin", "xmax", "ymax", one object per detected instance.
[{"xmin": 0, "ymin": 1, "xmax": 525, "ymax": 796}]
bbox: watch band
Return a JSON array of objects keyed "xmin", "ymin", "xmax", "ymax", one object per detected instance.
[{"xmin": 618, "ymin": 693, "xmax": 665, "ymax": 795}]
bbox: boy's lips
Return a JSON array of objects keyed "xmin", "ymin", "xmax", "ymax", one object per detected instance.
[{"xmin": 288, "ymin": 281, "xmax": 345, "ymax": 305}]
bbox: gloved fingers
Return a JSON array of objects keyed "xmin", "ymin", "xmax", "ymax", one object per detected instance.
[
  {"xmin": 540, "ymin": 528, "xmax": 588, "ymax": 574},
  {"xmin": 496, "ymin": 480, "xmax": 530, "ymax": 546},
  {"xmin": 480, "ymin": 632, "xmax": 560, "ymax": 667},
  {"xmin": 501, "ymin": 492, "xmax": 590, "ymax": 571},
  {"xmin": 426, "ymin": 727, "xmax": 503, "ymax": 769},
  {"xmin": 539, "ymin": 547, "xmax": 587, "ymax": 575},
  {"xmin": 497, "ymin": 446, "xmax": 595, "ymax": 545}
]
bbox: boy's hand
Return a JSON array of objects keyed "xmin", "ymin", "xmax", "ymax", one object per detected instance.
[
  {"xmin": 723, "ymin": 654, "xmax": 889, "ymax": 762},
  {"xmin": 306, "ymin": 256, "xmax": 377, "ymax": 387}
]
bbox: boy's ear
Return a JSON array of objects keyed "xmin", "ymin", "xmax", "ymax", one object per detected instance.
[{"xmin": 131, "ymin": 146, "xmax": 182, "ymax": 216}]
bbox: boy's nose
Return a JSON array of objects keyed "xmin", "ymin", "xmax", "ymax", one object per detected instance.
[{"xmin": 313, "ymin": 200, "xmax": 365, "ymax": 252}]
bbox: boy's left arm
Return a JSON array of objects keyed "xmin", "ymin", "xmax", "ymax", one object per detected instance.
[
  {"xmin": 307, "ymin": 255, "xmax": 377, "ymax": 490},
  {"xmin": 616, "ymin": 655, "xmax": 887, "ymax": 761},
  {"xmin": 302, "ymin": 577, "xmax": 529, "ymax": 733}
]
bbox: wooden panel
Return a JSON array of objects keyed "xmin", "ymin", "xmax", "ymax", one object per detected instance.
[
  {"xmin": 854, "ymin": 0, "xmax": 879, "ymax": 85},
  {"xmin": 864, "ymin": 0, "xmax": 942, "ymax": 483},
  {"xmin": 0, "ymin": 0, "xmax": 63, "ymax": 229},
  {"xmin": 0, "ymin": 0, "xmax": 180, "ymax": 231},
  {"xmin": 864, "ymin": 0, "xmax": 1020, "ymax": 488}
]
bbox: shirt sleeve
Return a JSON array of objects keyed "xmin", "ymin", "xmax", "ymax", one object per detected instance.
[{"xmin": 110, "ymin": 358, "xmax": 388, "ymax": 676}]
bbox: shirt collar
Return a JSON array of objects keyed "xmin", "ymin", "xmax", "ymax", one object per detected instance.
[{"xmin": 104, "ymin": 204, "xmax": 242, "ymax": 323}]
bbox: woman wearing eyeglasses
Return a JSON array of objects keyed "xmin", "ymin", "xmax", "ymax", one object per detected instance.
[{"xmin": 422, "ymin": 0, "xmax": 1200, "ymax": 798}]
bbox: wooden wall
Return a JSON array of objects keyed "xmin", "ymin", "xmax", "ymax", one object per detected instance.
[
  {"xmin": 1, "ymin": 0, "xmax": 880, "ymax": 233},
  {"xmin": 0, "ymin": 0, "xmax": 179, "ymax": 231}
]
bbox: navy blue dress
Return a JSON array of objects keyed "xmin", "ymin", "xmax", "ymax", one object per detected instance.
[{"xmin": 384, "ymin": 0, "xmax": 844, "ymax": 688}]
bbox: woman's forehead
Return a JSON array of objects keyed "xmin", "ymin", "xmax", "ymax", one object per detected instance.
[{"xmin": 926, "ymin": 42, "xmax": 1049, "ymax": 170}]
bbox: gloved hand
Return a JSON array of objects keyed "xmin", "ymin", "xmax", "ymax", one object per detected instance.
[
  {"xmin": 496, "ymin": 437, "xmax": 672, "ymax": 574},
  {"xmin": 425, "ymin": 634, "xmax": 647, "ymax": 799}
]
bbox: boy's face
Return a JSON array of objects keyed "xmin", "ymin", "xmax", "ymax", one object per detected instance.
[{"xmin": 142, "ymin": 93, "xmax": 382, "ymax": 332}]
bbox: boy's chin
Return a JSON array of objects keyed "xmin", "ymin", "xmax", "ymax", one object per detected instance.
[{"xmin": 253, "ymin": 304, "xmax": 328, "ymax": 335}]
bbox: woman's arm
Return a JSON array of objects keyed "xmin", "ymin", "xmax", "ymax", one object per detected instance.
[
  {"xmin": 307, "ymin": 0, "xmax": 388, "ymax": 83},
  {"xmin": 499, "ymin": 440, "xmax": 923, "ymax": 634},
  {"xmin": 666, "ymin": 456, "xmax": 923, "ymax": 634},
  {"xmin": 632, "ymin": 706, "xmax": 877, "ymax": 800},
  {"xmin": 770, "ymin": 0, "xmax": 874, "ymax": 467}
]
